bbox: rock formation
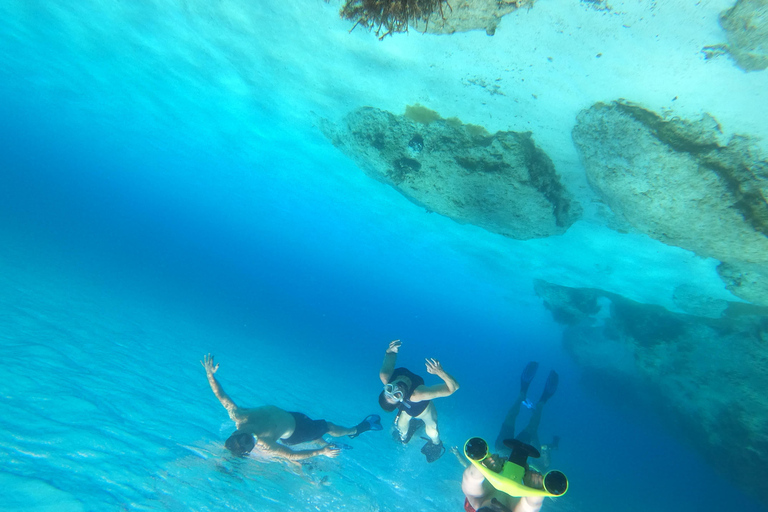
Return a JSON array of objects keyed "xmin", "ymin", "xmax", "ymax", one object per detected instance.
[
  {"xmin": 323, "ymin": 105, "xmax": 581, "ymax": 240},
  {"xmin": 535, "ymin": 279, "xmax": 768, "ymax": 506},
  {"xmin": 572, "ymin": 100, "xmax": 768, "ymax": 306},
  {"xmin": 336, "ymin": 0, "xmax": 450, "ymax": 39},
  {"xmin": 412, "ymin": 0, "xmax": 532, "ymax": 36},
  {"xmin": 720, "ymin": 0, "xmax": 768, "ymax": 72},
  {"xmin": 334, "ymin": 0, "xmax": 531, "ymax": 37}
]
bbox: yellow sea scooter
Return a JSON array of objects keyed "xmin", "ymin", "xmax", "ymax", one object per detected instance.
[{"xmin": 464, "ymin": 437, "xmax": 568, "ymax": 498}]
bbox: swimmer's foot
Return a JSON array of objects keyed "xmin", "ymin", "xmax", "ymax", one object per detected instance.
[
  {"xmin": 349, "ymin": 414, "xmax": 383, "ymax": 438},
  {"xmin": 520, "ymin": 361, "xmax": 539, "ymax": 395},
  {"xmin": 420, "ymin": 437, "xmax": 445, "ymax": 463},
  {"xmin": 539, "ymin": 370, "xmax": 559, "ymax": 404}
]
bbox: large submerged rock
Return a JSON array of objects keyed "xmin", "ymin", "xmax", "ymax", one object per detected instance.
[
  {"xmin": 720, "ymin": 0, "xmax": 768, "ymax": 72},
  {"xmin": 572, "ymin": 101, "xmax": 768, "ymax": 305},
  {"xmin": 324, "ymin": 106, "xmax": 581, "ymax": 240},
  {"xmin": 535, "ymin": 279, "xmax": 768, "ymax": 506}
]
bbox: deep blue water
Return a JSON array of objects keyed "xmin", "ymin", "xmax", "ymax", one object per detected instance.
[
  {"xmin": 2, "ymin": 0, "xmax": 767, "ymax": 507},
  {"xmin": 2, "ymin": 93, "xmax": 765, "ymax": 512}
]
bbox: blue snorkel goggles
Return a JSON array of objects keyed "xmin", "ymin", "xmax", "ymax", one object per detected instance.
[{"xmin": 384, "ymin": 383, "xmax": 405, "ymax": 402}]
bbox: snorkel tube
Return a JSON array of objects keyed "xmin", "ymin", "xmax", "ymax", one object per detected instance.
[{"xmin": 463, "ymin": 437, "xmax": 568, "ymax": 498}]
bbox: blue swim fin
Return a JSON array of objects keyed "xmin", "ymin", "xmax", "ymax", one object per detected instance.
[
  {"xmin": 539, "ymin": 370, "xmax": 559, "ymax": 404},
  {"xmin": 520, "ymin": 361, "xmax": 539, "ymax": 394},
  {"xmin": 349, "ymin": 414, "xmax": 383, "ymax": 438}
]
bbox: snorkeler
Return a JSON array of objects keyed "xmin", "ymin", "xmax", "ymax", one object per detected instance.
[
  {"xmin": 460, "ymin": 436, "xmax": 567, "ymax": 512},
  {"xmin": 495, "ymin": 361, "xmax": 559, "ymax": 469},
  {"xmin": 461, "ymin": 454, "xmax": 544, "ymax": 512},
  {"xmin": 446, "ymin": 362, "xmax": 563, "ymax": 511},
  {"xmin": 201, "ymin": 354, "xmax": 382, "ymax": 460},
  {"xmin": 378, "ymin": 339, "xmax": 460, "ymax": 462}
]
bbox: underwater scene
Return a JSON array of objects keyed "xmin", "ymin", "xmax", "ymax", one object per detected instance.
[{"xmin": 1, "ymin": 0, "xmax": 767, "ymax": 511}]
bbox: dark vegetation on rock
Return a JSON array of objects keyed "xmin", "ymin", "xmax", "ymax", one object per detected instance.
[
  {"xmin": 323, "ymin": 105, "xmax": 581, "ymax": 239},
  {"xmin": 534, "ymin": 279, "xmax": 768, "ymax": 506},
  {"xmin": 572, "ymin": 100, "xmax": 768, "ymax": 306},
  {"xmin": 335, "ymin": 0, "xmax": 449, "ymax": 38},
  {"xmin": 330, "ymin": 0, "xmax": 531, "ymax": 37}
]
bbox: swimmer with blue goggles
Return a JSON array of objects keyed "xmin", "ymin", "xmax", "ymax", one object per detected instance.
[{"xmin": 383, "ymin": 382, "xmax": 406, "ymax": 402}]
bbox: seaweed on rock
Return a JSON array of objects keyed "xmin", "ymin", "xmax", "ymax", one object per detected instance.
[{"xmin": 338, "ymin": 0, "xmax": 450, "ymax": 38}]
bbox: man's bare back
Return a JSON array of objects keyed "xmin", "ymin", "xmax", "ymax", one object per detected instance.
[{"xmin": 230, "ymin": 405, "xmax": 297, "ymax": 442}]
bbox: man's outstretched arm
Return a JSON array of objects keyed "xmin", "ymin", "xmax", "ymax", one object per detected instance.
[
  {"xmin": 260, "ymin": 440, "xmax": 341, "ymax": 461},
  {"xmin": 201, "ymin": 354, "xmax": 240, "ymax": 421},
  {"xmin": 379, "ymin": 339, "xmax": 401, "ymax": 384}
]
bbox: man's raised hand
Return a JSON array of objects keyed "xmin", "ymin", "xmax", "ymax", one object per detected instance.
[
  {"xmin": 425, "ymin": 358, "xmax": 444, "ymax": 375},
  {"xmin": 386, "ymin": 339, "xmax": 402, "ymax": 354},
  {"xmin": 201, "ymin": 353, "xmax": 219, "ymax": 374}
]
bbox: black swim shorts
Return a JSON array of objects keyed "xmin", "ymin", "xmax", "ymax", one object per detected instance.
[{"xmin": 281, "ymin": 412, "xmax": 329, "ymax": 445}]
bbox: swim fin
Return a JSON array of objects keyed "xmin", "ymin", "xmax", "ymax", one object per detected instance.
[
  {"xmin": 420, "ymin": 437, "xmax": 445, "ymax": 463},
  {"xmin": 393, "ymin": 418, "xmax": 424, "ymax": 444},
  {"xmin": 349, "ymin": 414, "xmax": 383, "ymax": 438},
  {"xmin": 539, "ymin": 370, "xmax": 559, "ymax": 404},
  {"xmin": 520, "ymin": 361, "xmax": 539, "ymax": 394}
]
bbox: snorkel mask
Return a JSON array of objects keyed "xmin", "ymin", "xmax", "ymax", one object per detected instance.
[{"xmin": 384, "ymin": 382, "xmax": 405, "ymax": 402}]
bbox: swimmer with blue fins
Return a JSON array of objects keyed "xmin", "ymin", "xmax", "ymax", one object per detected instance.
[
  {"xmin": 377, "ymin": 339, "xmax": 460, "ymax": 462},
  {"xmin": 496, "ymin": 361, "xmax": 559, "ymax": 457},
  {"xmin": 202, "ymin": 354, "xmax": 382, "ymax": 462},
  {"xmin": 452, "ymin": 361, "xmax": 565, "ymax": 511}
]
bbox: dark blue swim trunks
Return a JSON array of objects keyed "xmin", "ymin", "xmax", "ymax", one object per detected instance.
[{"xmin": 281, "ymin": 412, "xmax": 329, "ymax": 445}]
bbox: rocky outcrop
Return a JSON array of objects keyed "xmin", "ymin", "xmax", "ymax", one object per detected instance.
[
  {"xmin": 412, "ymin": 0, "xmax": 531, "ymax": 36},
  {"xmin": 718, "ymin": 260, "xmax": 768, "ymax": 305},
  {"xmin": 324, "ymin": 106, "xmax": 581, "ymax": 240},
  {"xmin": 572, "ymin": 101, "xmax": 768, "ymax": 305},
  {"xmin": 720, "ymin": 0, "xmax": 768, "ymax": 72},
  {"xmin": 335, "ymin": 0, "xmax": 530, "ymax": 38},
  {"xmin": 672, "ymin": 283, "xmax": 729, "ymax": 318},
  {"xmin": 535, "ymin": 279, "xmax": 768, "ymax": 506}
]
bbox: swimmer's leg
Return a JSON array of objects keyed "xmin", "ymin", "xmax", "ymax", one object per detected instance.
[
  {"xmin": 420, "ymin": 403, "xmax": 440, "ymax": 445},
  {"xmin": 495, "ymin": 362, "xmax": 538, "ymax": 451}
]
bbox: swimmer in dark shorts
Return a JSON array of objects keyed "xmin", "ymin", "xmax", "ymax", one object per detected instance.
[{"xmin": 202, "ymin": 354, "xmax": 382, "ymax": 461}]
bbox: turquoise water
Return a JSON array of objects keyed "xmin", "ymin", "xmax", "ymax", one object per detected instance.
[
  {"xmin": 1, "ymin": 1, "xmax": 766, "ymax": 511},
  {"xmin": 2, "ymin": 109, "xmax": 764, "ymax": 511}
]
